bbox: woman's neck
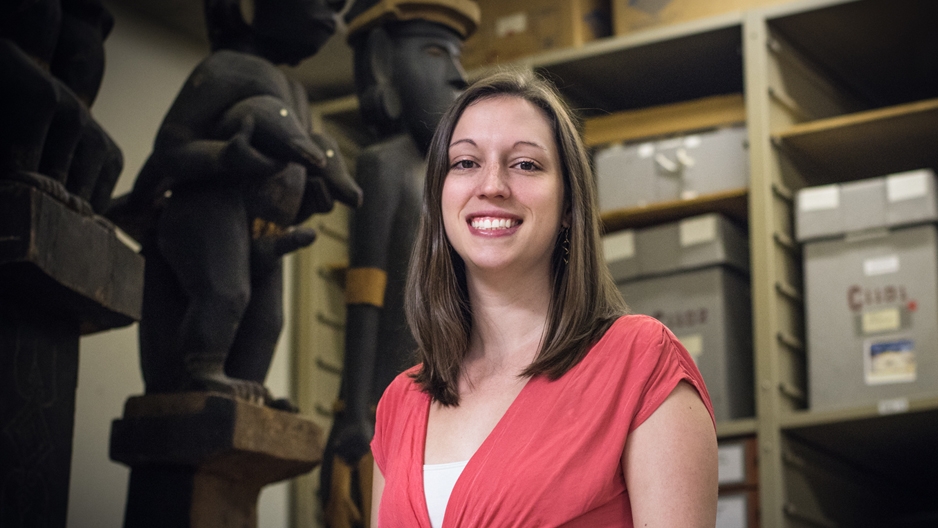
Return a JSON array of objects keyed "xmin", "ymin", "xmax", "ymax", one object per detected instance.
[{"xmin": 463, "ymin": 267, "xmax": 554, "ymax": 380}]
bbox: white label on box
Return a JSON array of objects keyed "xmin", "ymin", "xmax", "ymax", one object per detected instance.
[
  {"xmin": 638, "ymin": 142, "xmax": 655, "ymax": 158},
  {"xmin": 603, "ymin": 230, "xmax": 635, "ymax": 262},
  {"xmin": 798, "ymin": 185, "xmax": 839, "ymax": 212},
  {"xmin": 876, "ymin": 398, "xmax": 909, "ymax": 414},
  {"xmin": 862, "ymin": 308, "xmax": 902, "ymax": 334},
  {"xmin": 865, "ymin": 337, "xmax": 916, "ymax": 385},
  {"xmin": 683, "ymin": 135, "xmax": 702, "ymax": 149},
  {"xmin": 495, "ymin": 12, "xmax": 527, "ymax": 37},
  {"xmin": 887, "ymin": 170, "xmax": 929, "ymax": 202},
  {"xmin": 716, "ymin": 494, "xmax": 748, "ymax": 528},
  {"xmin": 677, "ymin": 334, "xmax": 703, "ymax": 364},
  {"xmin": 658, "ymin": 137, "xmax": 683, "ymax": 150},
  {"xmin": 878, "ymin": 397, "xmax": 910, "ymax": 415},
  {"xmin": 680, "ymin": 216, "xmax": 717, "ymax": 247},
  {"xmin": 717, "ymin": 443, "xmax": 746, "ymax": 485},
  {"xmin": 864, "ymin": 255, "xmax": 899, "ymax": 276}
]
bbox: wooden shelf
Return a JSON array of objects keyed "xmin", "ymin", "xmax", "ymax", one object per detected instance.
[
  {"xmin": 769, "ymin": 0, "xmax": 938, "ymax": 108},
  {"xmin": 773, "ymin": 97, "xmax": 938, "ymax": 184},
  {"xmin": 717, "ymin": 418, "xmax": 758, "ymax": 439},
  {"xmin": 583, "ymin": 94, "xmax": 746, "ymax": 147},
  {"xmin": 781, "ymin": 397, "xmax": 938, "ymax": 499},
  {"xmin": 525, "ymin": 14, "xmax": 745, "ymax": 116},
  {"xmin": 601, "ymin": 188, "xmax": 749, "ymax": 233}
]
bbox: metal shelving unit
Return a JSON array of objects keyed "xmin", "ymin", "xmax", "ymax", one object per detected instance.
[{"xmin": 308, "ymin": 1, "xmax": 938, "ymax": 525}]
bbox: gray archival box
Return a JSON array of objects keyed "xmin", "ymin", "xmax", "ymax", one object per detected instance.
[
  {"xmin": 595, "ymin": 125, "xmax": 749, "ymax": 213},
  {"xmin": 605, "ymin": 214, "xmax": 754, "ymax": 421},
  {"xmin": 797, "ymin": 169, "xmax": 938, "ymax": 411}
]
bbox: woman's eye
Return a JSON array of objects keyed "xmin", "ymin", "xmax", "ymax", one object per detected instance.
[
  {"xmin": 517, "ymin": 160, "xmax": 538, "ymax": 171},
  {"xmin": 452, "ymin": 159, "xmax": 475, "ymax": 169}
]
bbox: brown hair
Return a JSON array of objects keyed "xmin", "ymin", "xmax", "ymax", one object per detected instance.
[{"xmin": 405, "ymin": 69, "xmax": 626, "ymax": 406}]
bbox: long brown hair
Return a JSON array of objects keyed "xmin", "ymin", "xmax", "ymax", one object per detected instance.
[{"xmin": 405, "ymin": 70, "xmax": 626, "ymax": 406}]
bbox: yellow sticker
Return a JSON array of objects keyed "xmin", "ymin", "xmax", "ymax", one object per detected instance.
[{"xmin": 862, "ymin": 308, "xmax": 901, "ymax": 334}]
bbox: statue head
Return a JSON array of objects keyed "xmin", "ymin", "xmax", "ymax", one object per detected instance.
[
  {"xmin": 346, "ymin": 0, "xmax": 479, "ymax": 153},
  {"xmin": 205, "ymin": 0, "xmax": 340, "ymax": 66}
]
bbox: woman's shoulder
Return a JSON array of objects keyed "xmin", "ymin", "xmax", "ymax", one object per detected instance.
[
  {"xmin": 378, "ymin": 364, "xmax": 426, "ymax": 407},
  {"xmin": 600, "ymin": 314, "xmax": 672, "ymax": 345}
]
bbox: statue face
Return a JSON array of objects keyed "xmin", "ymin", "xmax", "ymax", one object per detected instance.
[
  {"xmin": 389, "ymin": 21, "xmax": 467, "ymax": 153},
  {"xmin": 253, "ymin": 0, "xmax": 337, "ymax": 65}
]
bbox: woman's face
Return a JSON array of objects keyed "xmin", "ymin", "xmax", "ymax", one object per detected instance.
[{"xmin": 442, "ymin": 95, "xmax": 566, "ymax": 278}]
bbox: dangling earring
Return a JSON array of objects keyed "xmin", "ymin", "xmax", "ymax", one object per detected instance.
[{"xmin": 562, "ymin": 227, "xmax": 570, "ymax": 265}]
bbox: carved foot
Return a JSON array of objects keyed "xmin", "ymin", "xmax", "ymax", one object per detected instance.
[{"xmin": 186, "ymin": 370, "xmax": 270, "ymax": 406}]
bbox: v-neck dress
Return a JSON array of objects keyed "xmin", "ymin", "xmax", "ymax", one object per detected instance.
[{"xmin": 371, "ymin": 315, "xmax": 715, "ymax": 527}]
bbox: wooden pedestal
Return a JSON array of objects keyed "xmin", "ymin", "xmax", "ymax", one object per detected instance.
[
  {"xmin": 0, "ymin": 180, "xmax": 144, "ymax": 527},
  {"xmin": 110, "ymin": 393, "xmax": 323, "ymax": 528}
]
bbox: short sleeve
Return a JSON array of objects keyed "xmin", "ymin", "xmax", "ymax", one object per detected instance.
[
  {"xmin": 370, "ymin": 366, "xmax": 423, "ymax": 475},
  {"xmin": 628, "ymin": 321, "xmax": 715, "ymax": 433}
]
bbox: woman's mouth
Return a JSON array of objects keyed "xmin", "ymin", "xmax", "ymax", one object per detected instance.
[{"xmin": 469, "ymin": 217, "xmax": 521, "ymax": 231}]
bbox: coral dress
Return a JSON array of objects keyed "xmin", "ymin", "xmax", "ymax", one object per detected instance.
[{"xmin": 371, "ymin": 315, "xmax": 715, "ymax": 527}]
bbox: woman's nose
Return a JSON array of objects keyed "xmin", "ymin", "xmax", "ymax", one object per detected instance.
[{"xmin": 478, "ymin": 163, "xmax": 510, "ymax": 198}]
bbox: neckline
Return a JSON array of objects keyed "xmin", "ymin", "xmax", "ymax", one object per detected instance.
[{"xmin": 418, "ymin": 374, "xmax": 536, "ymax": 525}]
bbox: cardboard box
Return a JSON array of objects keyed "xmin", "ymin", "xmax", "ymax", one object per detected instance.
[
  {"xmin": 796, "ymin": 169, "xmax": 938, "ymax": 243},
  {"xmin": 803, "ymin": 224, "xmax": 938, "ymax": 411},
  {"xmin": 719, "ymin": 437, "xmax": 759, "ymax": 488},
  {"xmin": 717, "ymin": 489, "xmax": 760, "ymax": 528},
  {"xmin": 797, "ymin": 171, "xmax": 938, "ymax": 411},
  {"xmin": 595, "ymin": 125, "xmax": 749, "ymax": 214},
  {"xmin": 607, "ymin": 214, "xmax": 754, "ymax": 421},
  {"xmin": 462, "ymin": 0, "xmax": 611, "ymax": 69},
  {"xmin": 613, "ymin": 0, "xmax": 792, "ymax": 35}
]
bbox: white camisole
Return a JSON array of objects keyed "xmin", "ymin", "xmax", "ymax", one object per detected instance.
[{"xmin": 423, "ymin": 460, "xmax": 469, "ymax": 528}]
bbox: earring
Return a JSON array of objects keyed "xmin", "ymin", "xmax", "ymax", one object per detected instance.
[{"xmin": 562, "ymin": 227, "xmax": 570, "ymax": 265}]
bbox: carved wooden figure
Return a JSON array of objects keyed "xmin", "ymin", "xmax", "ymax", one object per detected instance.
[
  {"xmin": 1, "ymin": 2, "xmax": 142, "ymax": 527},
  {"xmin": 320, "ymin": 1, "xmax": 479, "ymax": 525},
  {"xmin": 107, "ymin": 0, "xmax": 363, "ymax": 407}
]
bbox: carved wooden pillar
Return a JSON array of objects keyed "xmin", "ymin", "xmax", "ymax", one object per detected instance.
[
  {"xmin": 0, "ymin": 179, "xmax": 144, "ymax": 527},
  {"xmin": 110, "ymin": 393, "xmax": 323, "ymax": 528}
]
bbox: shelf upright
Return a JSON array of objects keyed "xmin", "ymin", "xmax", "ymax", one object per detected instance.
[{"xmin": 743, "ymin": 9, "xmax": 789, "ymax": 528}]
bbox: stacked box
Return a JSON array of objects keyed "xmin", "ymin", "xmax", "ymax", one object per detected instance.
[
  {"xmin": 797, "ymin": 169, "xmax": 938, "ymax": 411},
  {"xmin": 461, "ymin": 0, "xmax": 611, "ymax": 69},
  {"xmin": 716, "ymin": 436, "xmax": 759, "ymax": 528},
  {"xmin": 595, "ymin": 125, "xmax": 749, "ymax": 213},
  {"xmin": 604, "ymin": 214, "xmax": 754, "ymax": 421}
]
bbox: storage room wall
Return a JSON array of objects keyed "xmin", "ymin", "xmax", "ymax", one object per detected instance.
[{"xmin": 68, "ymin": 3, "xmax": 296, "ymax": 527}]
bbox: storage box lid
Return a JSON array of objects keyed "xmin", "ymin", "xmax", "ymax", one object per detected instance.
[
  {"xmin": 796, "ymin": 169, "xmax": 938, "ymax": 242},
  {"xmin": 604, "ymin": 213, "xmax": 749, "ymax": 282}
]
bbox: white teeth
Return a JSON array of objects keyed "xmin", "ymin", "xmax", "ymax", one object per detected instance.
[{"xmin": 471, "ymin": 217, "xmax": 517, "ymax": 230}]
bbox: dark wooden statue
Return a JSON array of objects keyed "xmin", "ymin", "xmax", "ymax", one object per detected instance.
[
  {"xmin": 1, "ymin": 2, "xmax": 142, "ymax": 527},
  {"xmin": 107, "ymin": 0, "xmax": 363, "ymax": 406},
  {"xmin": 320, "ymin": 1, "xmax": 478, "ymax": 525},
  {"xmin": 1, "ymin": 0, "xmax": 122, "ymax": 214}
]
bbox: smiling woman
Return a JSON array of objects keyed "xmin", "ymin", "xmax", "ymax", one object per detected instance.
[
  {"xmin": 441, "ymin": 95, "xmax": 566, "ymax": 279},
  {"xmin": 370, "ymin": 70, "xmax": 719, "ymax": 528}
]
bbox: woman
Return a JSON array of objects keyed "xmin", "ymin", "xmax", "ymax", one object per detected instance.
[{"xmin": 370, "ymin": 70, "xmax": 718, "ymax": 527}]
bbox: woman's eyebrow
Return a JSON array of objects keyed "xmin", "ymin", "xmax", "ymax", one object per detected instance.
[
  {"xmin": 449, "ymin": 138, "xmax": 476, "ymax": 148},
  {"xmin": 514, "ymin": 140, "xmax": 548, "ymax": 152}
]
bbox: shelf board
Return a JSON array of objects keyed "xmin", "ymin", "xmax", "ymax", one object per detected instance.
[
  {"xmin": 773, "ymin": 97, "xmax": 938, "ymax": 183},
  {"xmin": 769, "ymin": 0, "xmax": 938, "ymax": 108},
  {"xmin": 601, "ymin": 188, "xmax": 749, "ymax": 233},
  {"xmin": 528, "ymin": 16, "xmax": 744, "ymax": 116},
  {"xmin": 583, "ymin": 94, "xmax": 746, "ymax": 147},
  {"xmin": 781, "ymin": 396, "xmax": 938, "ymax": 493},
  {"xmin": 717, "ymin": 418, "xmax": 758, "ymax": 439}
]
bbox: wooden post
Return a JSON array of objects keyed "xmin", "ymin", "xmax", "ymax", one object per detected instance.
[
  {"xmin": 110, "ymin": 392, "xmax": 323, "ymax": 528},
  {"xmin": 0, "ymin": 179, "xmax": 144, "ymax": 527}
]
